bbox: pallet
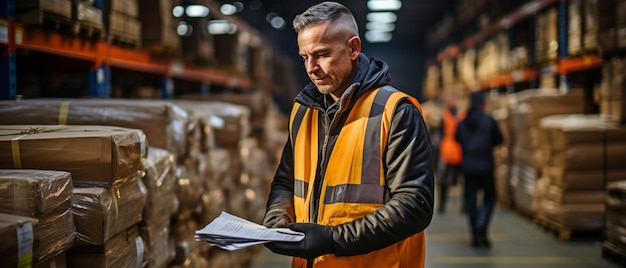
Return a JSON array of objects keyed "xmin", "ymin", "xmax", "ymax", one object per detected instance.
[
  {"xmin": 107, "ymin": 30, "xmax": 141, "ymax": 49},
  {"xmin": 601, "ymin": 241, "xmax": 626, "ymax": 267},
  {"xmin": 534, "ymin": 214, "xmax": 602, "ymax": 240},
  {"xmin": 16, "ymin": 9, "xmax": 73, "ymax": 32},
  {"xmin": 72, "ymin": 21, "xmax": 104, "ymax": 40}
]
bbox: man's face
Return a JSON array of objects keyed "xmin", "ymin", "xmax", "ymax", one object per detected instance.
[{"xmin": 297, "ymin": 22, "xmax": 360, "ymax": 98}]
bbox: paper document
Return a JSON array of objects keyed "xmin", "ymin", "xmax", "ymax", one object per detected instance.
[{"xmin": 195, "ymin": 211, "xmax": 304, "ymax": 250}]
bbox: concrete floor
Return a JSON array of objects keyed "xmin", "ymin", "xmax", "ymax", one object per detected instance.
[{"xmin": 248, "ymin": 186, "xmax": 622, "ymax": 268}]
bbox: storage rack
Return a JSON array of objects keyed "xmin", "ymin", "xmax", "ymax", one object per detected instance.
[
  {"xmin": 0, "ymin": 0, "xmax": 293, "ymax": 100},
  {"xmin": 425, "ymin": 0, "xmax": 605, "ymax": 98}
]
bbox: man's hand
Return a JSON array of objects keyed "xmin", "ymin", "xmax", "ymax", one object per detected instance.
[
  {"xmin": 265, "ymin": 223, "xmax": 334, "ymax": 259},
  {"xmin": 263, "ymin": 208, "xmax": 291, "ymax": 228}
]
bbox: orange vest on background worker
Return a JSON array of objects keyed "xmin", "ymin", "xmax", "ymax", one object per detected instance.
[{"xmin": 439, "ymin": 108, "xmax": 464, "ymax": 165}]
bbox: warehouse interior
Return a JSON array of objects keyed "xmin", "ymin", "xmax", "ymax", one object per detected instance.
[{"xmin": 1, "ymin": 0, "xmax": 626, "ymax": 267}]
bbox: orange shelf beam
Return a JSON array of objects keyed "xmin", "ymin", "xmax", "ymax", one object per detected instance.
[
  {"xmin": 480, "ymin": 69, "xmax": 537, "ymax": 90},
  {"xmin": 557, "ymin": 56, "xmax": 602, "ymax": 74},
  {"xmin": 14, "ymin": 22, "xmax": 251, "ymax": 88}
]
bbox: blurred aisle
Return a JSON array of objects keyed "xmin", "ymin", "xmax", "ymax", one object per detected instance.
[{"xmin": 249, "ymin": 186, "xmax": 620, "ymax": 268}]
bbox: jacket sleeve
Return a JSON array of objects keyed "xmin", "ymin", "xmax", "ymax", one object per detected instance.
[
  {"xmin": 331, "ymin": 100, "xmax": 436, "ymax": 256},
  {"xmin": 263, "ymin": 140, "xmax": 296, "ymax": 226}
]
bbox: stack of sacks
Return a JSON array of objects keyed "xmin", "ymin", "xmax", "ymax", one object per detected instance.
[
  {"xmin": 140, "ymin": 147, "xmax": 178, "ymax": 267},
  {"xmin": 0, "ymin": 170, "xmax": 73, "ymax": 265},
  {"xmin": 0, "ymin": 99, "xmax": 189, "ymax": 159},
  {"xmin": 536, "ymin": 114, "xmax": 626, "ymax": 231},
  {"xmin": 508, "ymin": 89, "xmax": 585, "ymax": 215},
  {"xmin": 604, "ymin": 180, "xmax": 626, "ymax": 257},
  {"xmin": 0, "ymin": 124, "xmax": 148, "ymax": 267},
  {"xmin": 0, "ymin": 213, "xmax": 39, "ymax": 267}
]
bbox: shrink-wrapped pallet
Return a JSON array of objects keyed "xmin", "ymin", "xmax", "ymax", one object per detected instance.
[
  {"xmin": 142, "ymin": 147, "xmax": 178, "ymax": 224},
  {"xmin": 0, "ymin": 99, "xmax": 187, "ymax": 158},
  {"xmin": 0, "ymin": 170, "xmax": 75, "ymax": 263},
  {"xmin": 0, "ymin": 125, "xmax": 146, "ymax": 186},
  {"xmin": 67, "ymin": 226, "xmax": 145, "ymax": 268},
  {"xmin": 139, "ymin": 218, "xmax": 175, "ymax": 268},
  {"xmin": 72, "ymin": 175, "xmax": 147, "ymax": 245}
]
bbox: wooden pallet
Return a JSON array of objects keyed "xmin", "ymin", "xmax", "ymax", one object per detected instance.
[
  {"xmin": 601, "ymin": 241, "xmax": 626, "ymax": 267},
  {"xmin": 107, "ymin": 30, "xmax": 141, "ymax": 49},
  {"xmin": 534, "ymin": 214, "xmax": 602, "ymax": 240},
  {"xmin": 16, "ymin": 9, "xmax": 73, "ymax": 32},
  {"xmin": 73, "ymin": 21, "xmax": 104, "ymax": 40}
]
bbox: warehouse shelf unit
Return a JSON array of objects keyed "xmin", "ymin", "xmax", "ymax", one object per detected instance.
[
  {"xmin": 425, "ymin": 0, "xmax": 604, "ymax": 95},
  {"xmin": 0, "ymin": 0, "xmax": 263, "ymax": 100}
]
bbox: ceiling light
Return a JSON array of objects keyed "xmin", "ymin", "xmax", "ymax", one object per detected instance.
[
  {"xmin": 367, "ymin": 0, "xmax": 402, "ymax": 11},
  {"xmin": 270, "ymin": 16, "xmax": 286, "ymax": 29},
  {"xmin": 366, "ymin": 31, "xmax": 392, "ymax": 43},
  {"xmin": 177, "ymin": 21, "xmax": 193, "ymax": 36},
  {"xmin": 220, "ymin": 4, "xmax": 237, "ymax": 15},
  {"xmin": 367, "ymin": 12, "xmax": 397, "ymax": 23},
  {"xmin": 208, "ymin": 20, "xmax": 238, "ymax": 35},
  {"xmin": 172, "ymin": 6, "xmax": 185, "ymax": 17},
  {"xmin": 186, "ymin": 5, "xmax": 209, "ymax": 17},
  {"xmin": 366, "ymin": 21, "xmax": 395, "ymax": 32}
]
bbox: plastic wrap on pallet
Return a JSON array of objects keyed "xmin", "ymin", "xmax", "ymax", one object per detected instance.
[
  {"xmin": 72, "ymin": 174, "xmax": 147, "ymax": 245},
  {"xmin": 0, "ymin": 99, "xmax": 188, "ymax": 159},
  {"xmin": 142, "ymin": 147, "xmax": 178, "ymax": 224},
  {"xmin": 175, "ymin": 155, "xmax": 206, "ymax": 214},
  {"xmin": 139, "ymin": 218, "xmax": 175, "ymax": 268},
  {"xmin": 0, "ymin": 125, "xmax": 146, "ymax": 186},
  {"xmin": 75, "ymin": 1, "xmax": 103, "ymax": 26},
  {"xmin": 0, "ymin": 169, "xmax": 72, "ymax": 218},
  {"xmin": 67, "ymin": 226, "xmax": 145, "ymax": 268}
]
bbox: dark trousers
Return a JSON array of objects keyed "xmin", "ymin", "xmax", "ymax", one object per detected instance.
[
  {"xmin": 438, "ymin": 163, "xmax": 461, "ymax": 212},
  {"xmin": 463, "ymin": 171, "xmax": 496, "ymax": 240}
]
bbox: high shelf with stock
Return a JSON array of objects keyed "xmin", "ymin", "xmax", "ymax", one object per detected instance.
[{"xmin": 0, "ymin": 0, "xmax": 292, "ymax": 101}]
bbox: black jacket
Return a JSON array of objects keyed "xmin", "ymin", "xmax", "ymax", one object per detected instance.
[
  {"xmin": 455, "ymin": 107, "xmax": 504, "ymax": 174},
  {"xmin": 265, "ymin": 53, "xmax": 435, "ymax": 256}
]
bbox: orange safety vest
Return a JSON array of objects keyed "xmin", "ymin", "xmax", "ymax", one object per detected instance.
[
  {"xmin": 439, "ymin": 109, "xmax": 463, "ymax": 165},
  {"xmin": 289, "ymin": 86, "xmax": 426, "ymax": 268}
]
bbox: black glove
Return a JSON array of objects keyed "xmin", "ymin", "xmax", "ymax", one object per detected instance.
[
  {"xmin": 265, "ymin": 223, "xmax": 334, "ymax": 259},
  {"xmin": 263, "ymin": 208, "xmax": 291, "ymax": 228}
]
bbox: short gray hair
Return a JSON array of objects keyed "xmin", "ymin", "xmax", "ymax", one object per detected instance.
[{"xmin": 293, "ymin": 1, "xmax": 358, "ymax": 36}]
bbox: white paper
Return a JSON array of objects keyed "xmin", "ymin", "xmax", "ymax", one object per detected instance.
[{"xmin": 195, "ymin": 211, "xmax": 304, "ymax": 250}]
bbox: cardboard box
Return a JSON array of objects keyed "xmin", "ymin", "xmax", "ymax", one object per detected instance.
[
  {"xmin": 67, "ymin": 226, "xmax": 144, "ymax": 268},
  {"xmin": 0, "ymin": 125, "xmax": 145, "ymax": 186},
  {"xmin": 0, "ymin": 99, "xmax": 187, "ymax": 158},
  {"xmin": 72, "ymin": 175, "xmax": 147, "ymax": 245},
  {"xmin": 0, "ymin": 213, "xmax": 38, "ymax": 268},
  {"xmin": 0, "ymin": 169, "xmax": 72, "ymax": 218}
]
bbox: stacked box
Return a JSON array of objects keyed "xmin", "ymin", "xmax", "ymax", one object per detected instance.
[
  {"xmin": 72, "ymin": 174, "xmax": 147, "ymax": 245},
  {"xmin": 537, "ymin": 114, "xmax": 626, "ymax": 230},
  {"xmin": 73, "ymin": 0, "xmax": 104, "ymax": 28},
  {"xmin": 0, "ymin": 213, "xmax": 39, "ymax": 268},
  {"xmin": 0, "ymin": 170, "xmax": 74, "ymax": 264},
  {"xmin": 536, "ymin": 7, "xmax": 558, "ymax": 63},
  {"xmin": 138, "ymin": 0, "xmax": 181, "ymax": 55},
  {"xmin": 104, "ymin": 0, "xmax": 141, "ymax": 46},
  {"xmin": 0, "ymin": 125, "xmax": 146, "ymax": 186},
  {"xmin": 618, "ymin": 1, "xmax": 626, "ymax": 49},
  {"xmin": 457, "ymin": 48, "xmax": 477, "ymax": 88},
  {"xmin": 214, "ymin": 30, "xmax": 251, "ymax": 77},
  {"xmin": 15, "ymin": 0, "xmax": 72, "ymax": 25},
  {"xmin": 0, "ymin": 99, "xmax": 189, "ymax": 159},
  {"xmin": 597, "ymin": 57, "xmax": 626, "ymax": 123},
  {"xmin": 66, "ymin": 226, "xmax": 145, "ymax": 268},
  {"xmin": 569, "ymin": 0, "xmax": 584, "ymax": 55},
  {"xmin": 489, "ymin": 94, "xmax": 515, "ymax": 207},
  {"xmin": 509, "ymin": 89, "xmax": 585, "ymax": 215},
  {"xmin": 181, "ymin": 0, "xmax": 216, "ymax": 67},
  {"xmin": 584, "ymin": 0, "xmax": 616, "ymax": 53},
  {"xmin": 604, "ymin": 180, "xmax": 626, "ymax": 257},
  {"xmin": 423, "ymin": 64, "xmax": 441, "ymax": 99},
  {"xmin": 139, "ymin": 217, "xmax": 175, "ymax": 268}
]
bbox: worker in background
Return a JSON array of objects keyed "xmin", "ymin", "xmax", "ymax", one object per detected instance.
[
  {"xmin": 261, "ymin": 2, "xmax": 435, "ymax": 267},
  {"xmin": 455, "ymin": 91, "xmax": 503, "ymax": 248},
  {"xmin": 437, "ymin": 94, "xmax": 464, "ymax": 213}
]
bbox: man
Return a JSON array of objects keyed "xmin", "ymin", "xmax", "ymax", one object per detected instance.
[
  {"xmin": 262, "ymin": 2, "xmax": 435, "ymax": 267},
  {"xmin": 438, "ymin": 95, "xmax": 464, "ymax": 213},
  {"xmin": 455, "ymin": 91, "xmax": 503, "ymax": 248}
]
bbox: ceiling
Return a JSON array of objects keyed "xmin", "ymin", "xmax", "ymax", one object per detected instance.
[{"xmin": 224, "ymin": 0, "xmax": 461, "ymax": 99}]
